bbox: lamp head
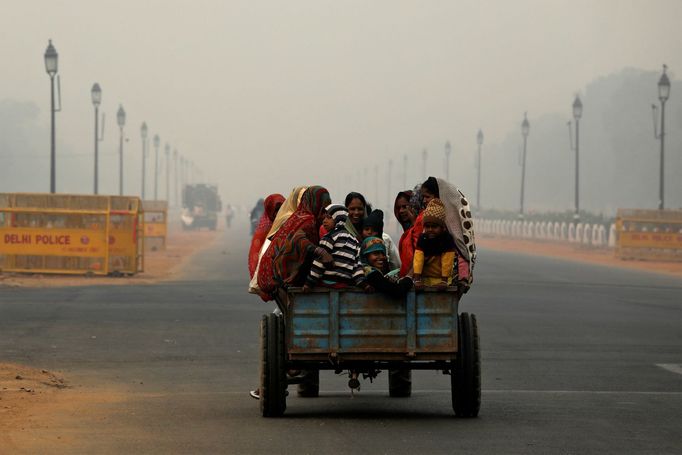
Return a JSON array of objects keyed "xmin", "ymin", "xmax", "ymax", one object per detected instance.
[
  {"xmin": 116, "ymin": 105, "xmax": 126, "ymax": 128},
  {"xmin": 91, "ymin": 83, "xmax": 102, "ymax": 107},
  {"xmin": 521, "ymin": 112, "xmax": 530, "ymax": 137},
  {"xmin": 477, "ymin": 129, "xmax": 484, "ymax": 146},
  {"xmin": 658, "ymin": 64, "xmax": 671, "ymax": 102},
  {"xmin": 44, "ymin": 39, "xmax": 58, "ymax": 76},
  {"xmin": 572, "ymin": 95, "xmax": 583, "ymax": 120}
]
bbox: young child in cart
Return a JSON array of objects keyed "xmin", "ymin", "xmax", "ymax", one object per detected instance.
[
  {"xmin": 412, "ymin": 198, "xmax": 458, "ymax": 290},
  {"xmin": 361, "ymin": 236, "xmax": 413, "ymax": 298},
  {"xmin": 303, "ymin": 204, "xmax": 370, "ymax": 291}
]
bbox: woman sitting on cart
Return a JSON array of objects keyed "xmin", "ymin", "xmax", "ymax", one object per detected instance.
[
  {"xmin": 248, "ymin": 193, "xmax": 285, "ymax": 279},
  {"xmin": 344, "ymin": 191, "xmax": 370, "ymax": 241},
  {"xmin": 394, "ymin": 188, "xmax": 423, "ymax": 277},
  {"xmin": 256, "ymin": 186, "xmax": 332, "ymax": 302}
]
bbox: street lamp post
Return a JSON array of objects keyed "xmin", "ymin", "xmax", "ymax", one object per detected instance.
[
  {"xmin": 165, "ymin": 143, "xmax": 170, "ymax": 201},
  {"xmin": 403, "ymin": 154, "xmax": 408, "ymax": 189},
  {"xmin": 141, "ymin": 122, "xmax": 148, "ymax": 200},
  {"xmin": 117, "ymin": 105, "xmax": 126, "ymax": 195},
  {"xmin": 571, "ymin": 95, "xmax": 583, "ymax": 220},
  {"xmin": 173, "ymin": 149, "xmax": 178, "ymax": 207},
  {"xmin": 444, "ymin": 141, "xmax": 451, "ymax": 182},
  {"xmin": 652, "ymin": 64, "xmax": 671, "ymax": 210},
  {"xmin": 520, "ymin": 113, "xmax": 530, "ymax": 219},
  {"xmin": 91, "ymin": 83, "xmax": 103, "ymax": 194},
  {"xmin": 179, "ymin": 156, "xmax": 184, "ymax": 190},
  {"xmin": 476, "ymin": 130, "xmax": 484, "ymax": 210},
  {"xmin": 153, "ymin": 135, "xmax": 160, "ymax": 200},
  {"xmin": 422, "ymin": 149, "xmax": 428, "ymax": 180},
  {"xmin": 44, "ymin": 40, "xmax": 59, "ymax": 193}
]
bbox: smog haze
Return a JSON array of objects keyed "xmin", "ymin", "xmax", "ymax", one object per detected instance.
[{"xmin": 1, "ymin": 0, "xmax": 682, "ymax": 214}]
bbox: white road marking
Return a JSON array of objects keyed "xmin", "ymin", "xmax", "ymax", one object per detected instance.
[{"xmin": 656, "ymin": 363, "xmax": 682, "ymax": 376}]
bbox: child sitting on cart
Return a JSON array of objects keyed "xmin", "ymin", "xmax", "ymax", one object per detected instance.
[
  {"xmin": 413, "ymin": 198, "xmax": 457, "ymax": 290},
  {"xmin": 361, "ymin": 236, "xmax": 413, "ymax": 298},
  {"xmin": 303, "ymin": 204, "xmax": 370, "ymax": 291}
]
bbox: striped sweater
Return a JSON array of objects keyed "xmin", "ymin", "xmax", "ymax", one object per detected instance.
[{"xmin": 306, "ymin": 227, "xmax": 365, "ymax": 287}]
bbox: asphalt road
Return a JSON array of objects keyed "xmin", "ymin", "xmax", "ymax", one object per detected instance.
[{"xmin": 1, "ymin": 223, "xmax": 681, "ymax": 454}]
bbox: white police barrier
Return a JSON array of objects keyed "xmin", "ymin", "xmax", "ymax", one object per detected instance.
[
  {"xmin": 474, "ymin": 218, "xmax": 614, "ymax": 248},
  {"xmin": 583, "ymin": 224, "xmax": 592, "ymax": 245},
  {"xmin": 608, "ymin": 224, "xmax": 616, "ymax": 248}
]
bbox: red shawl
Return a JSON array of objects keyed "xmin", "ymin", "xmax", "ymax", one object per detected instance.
[
  {"xmin": 248, "ymin": 193, "xmax": 285, "ymax": 279},
  {"xmin": 257, "ymin": 186, "xmax": 330, "ymax": 301}
]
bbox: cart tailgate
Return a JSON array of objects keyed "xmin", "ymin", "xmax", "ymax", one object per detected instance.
[{"xmin": 287, "ymin": 289, "xmax": 458, "ymax": 357}]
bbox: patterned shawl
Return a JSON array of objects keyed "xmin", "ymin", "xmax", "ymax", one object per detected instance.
[
  {"xmin": 248, "ymin": 193, "xmax": 285, "ymax": 278},
  {"xmin": 267, "ymin": 186, "xmax": 307, "ymax": 240},
  {"xmin": 434, "ymin": 177, "xmax": 476, "ymax": 267},
  {"xmin": 257, "ymin": 186, "xmax": 331, "ymax": 300}
]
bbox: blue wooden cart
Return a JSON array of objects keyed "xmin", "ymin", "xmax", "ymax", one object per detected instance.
[{"xmin": 259, "ymin": 287, "xmax": 480, "ymax": 417}]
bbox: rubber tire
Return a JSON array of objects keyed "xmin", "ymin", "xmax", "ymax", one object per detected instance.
[
  {"xmin": 260, "ymin": 313, "xmax": 287, "ymax": 417},
  {"xmin": 388, "ymin": 369, "xmax": 412, "ymax": 397},
  {"xmin": 297, "ymin": 370, "xmax": 320, "ymax": 397},
  {"xmin": 452, "ymin": 312, "xmax": 481, "ymax": 417}
]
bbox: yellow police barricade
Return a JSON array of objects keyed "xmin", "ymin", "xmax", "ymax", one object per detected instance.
[
  {"xmin": 615, "ymin": 208, "xmax": 682, "ymax": 261},
  {"xmin": 0, "ymin": 193, "xmax": 111, "ymax": 275},
  {"xmin": 108, "ymin": 196, "xmax": 144, "ymax": 275},
  {"xmin": 142, "ymin": 200, "xmax": 168, "ymax": 251},
  {"xmin": 0, "ymin": 193, "xmax": 144, "ymax": 276}
]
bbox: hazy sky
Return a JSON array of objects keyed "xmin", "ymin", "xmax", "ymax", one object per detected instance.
[{"xmin": 1, "ymin": 0, "xmax": 681, "ymax": 207}]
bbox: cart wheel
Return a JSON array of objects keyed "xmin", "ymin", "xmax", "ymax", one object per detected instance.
[
  {"xmin": 452, "ymin": 312, "xmax": 480, "ymax": 417},
  {"xmin": 388, "ymin": 369, "xmax": 412, "ymax": 397},
  {"xmin": 260, "ymin": 313, "xmax": 287, "ymax": 417},
  {"xmin": 297, "ymin": 370, "xmax": 320, "ymax": 397}
]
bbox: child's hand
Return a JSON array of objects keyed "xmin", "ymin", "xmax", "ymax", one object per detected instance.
[
  {"xmin": 413, "ymin": 274, "xmax": 423, "ymax": 290},
  {"xmin": 314, "ymin": 247, "xmax": 333, "ymax": 265},
  {"xmin": 436, "ymin": 280, "xmax": 448, "ymax": 291},
  {"xmin": 363, "ymin": 284, "xmax": 375, "ymax": 293},
  {"xmin": 302, "ymin": 284, "xmax": 313, "ymax": 293}
]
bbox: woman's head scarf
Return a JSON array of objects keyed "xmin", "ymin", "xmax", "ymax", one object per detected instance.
[
  {"xmin": 421, "ymin": 177, "xmax": 439, "ymax": 198},
  {"xmin": 257, "ymin": 186, "xmax": 331, "ymax": 300},
  {"xmin": 267, "ymin": 186, "xmax": 307, "ymax": 239},
  {"xmin": 248, "ymin": 193, "xmax": 285, "ymax": 278}
]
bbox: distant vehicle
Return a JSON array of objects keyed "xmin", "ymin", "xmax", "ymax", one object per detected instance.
[
  {"xmin": 250, "ymin": 198, "xmax": 265, "ymax": 235},
  {"xmin": 181, "ymin": 184, "xmax": 222, "ymax": 230}
]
